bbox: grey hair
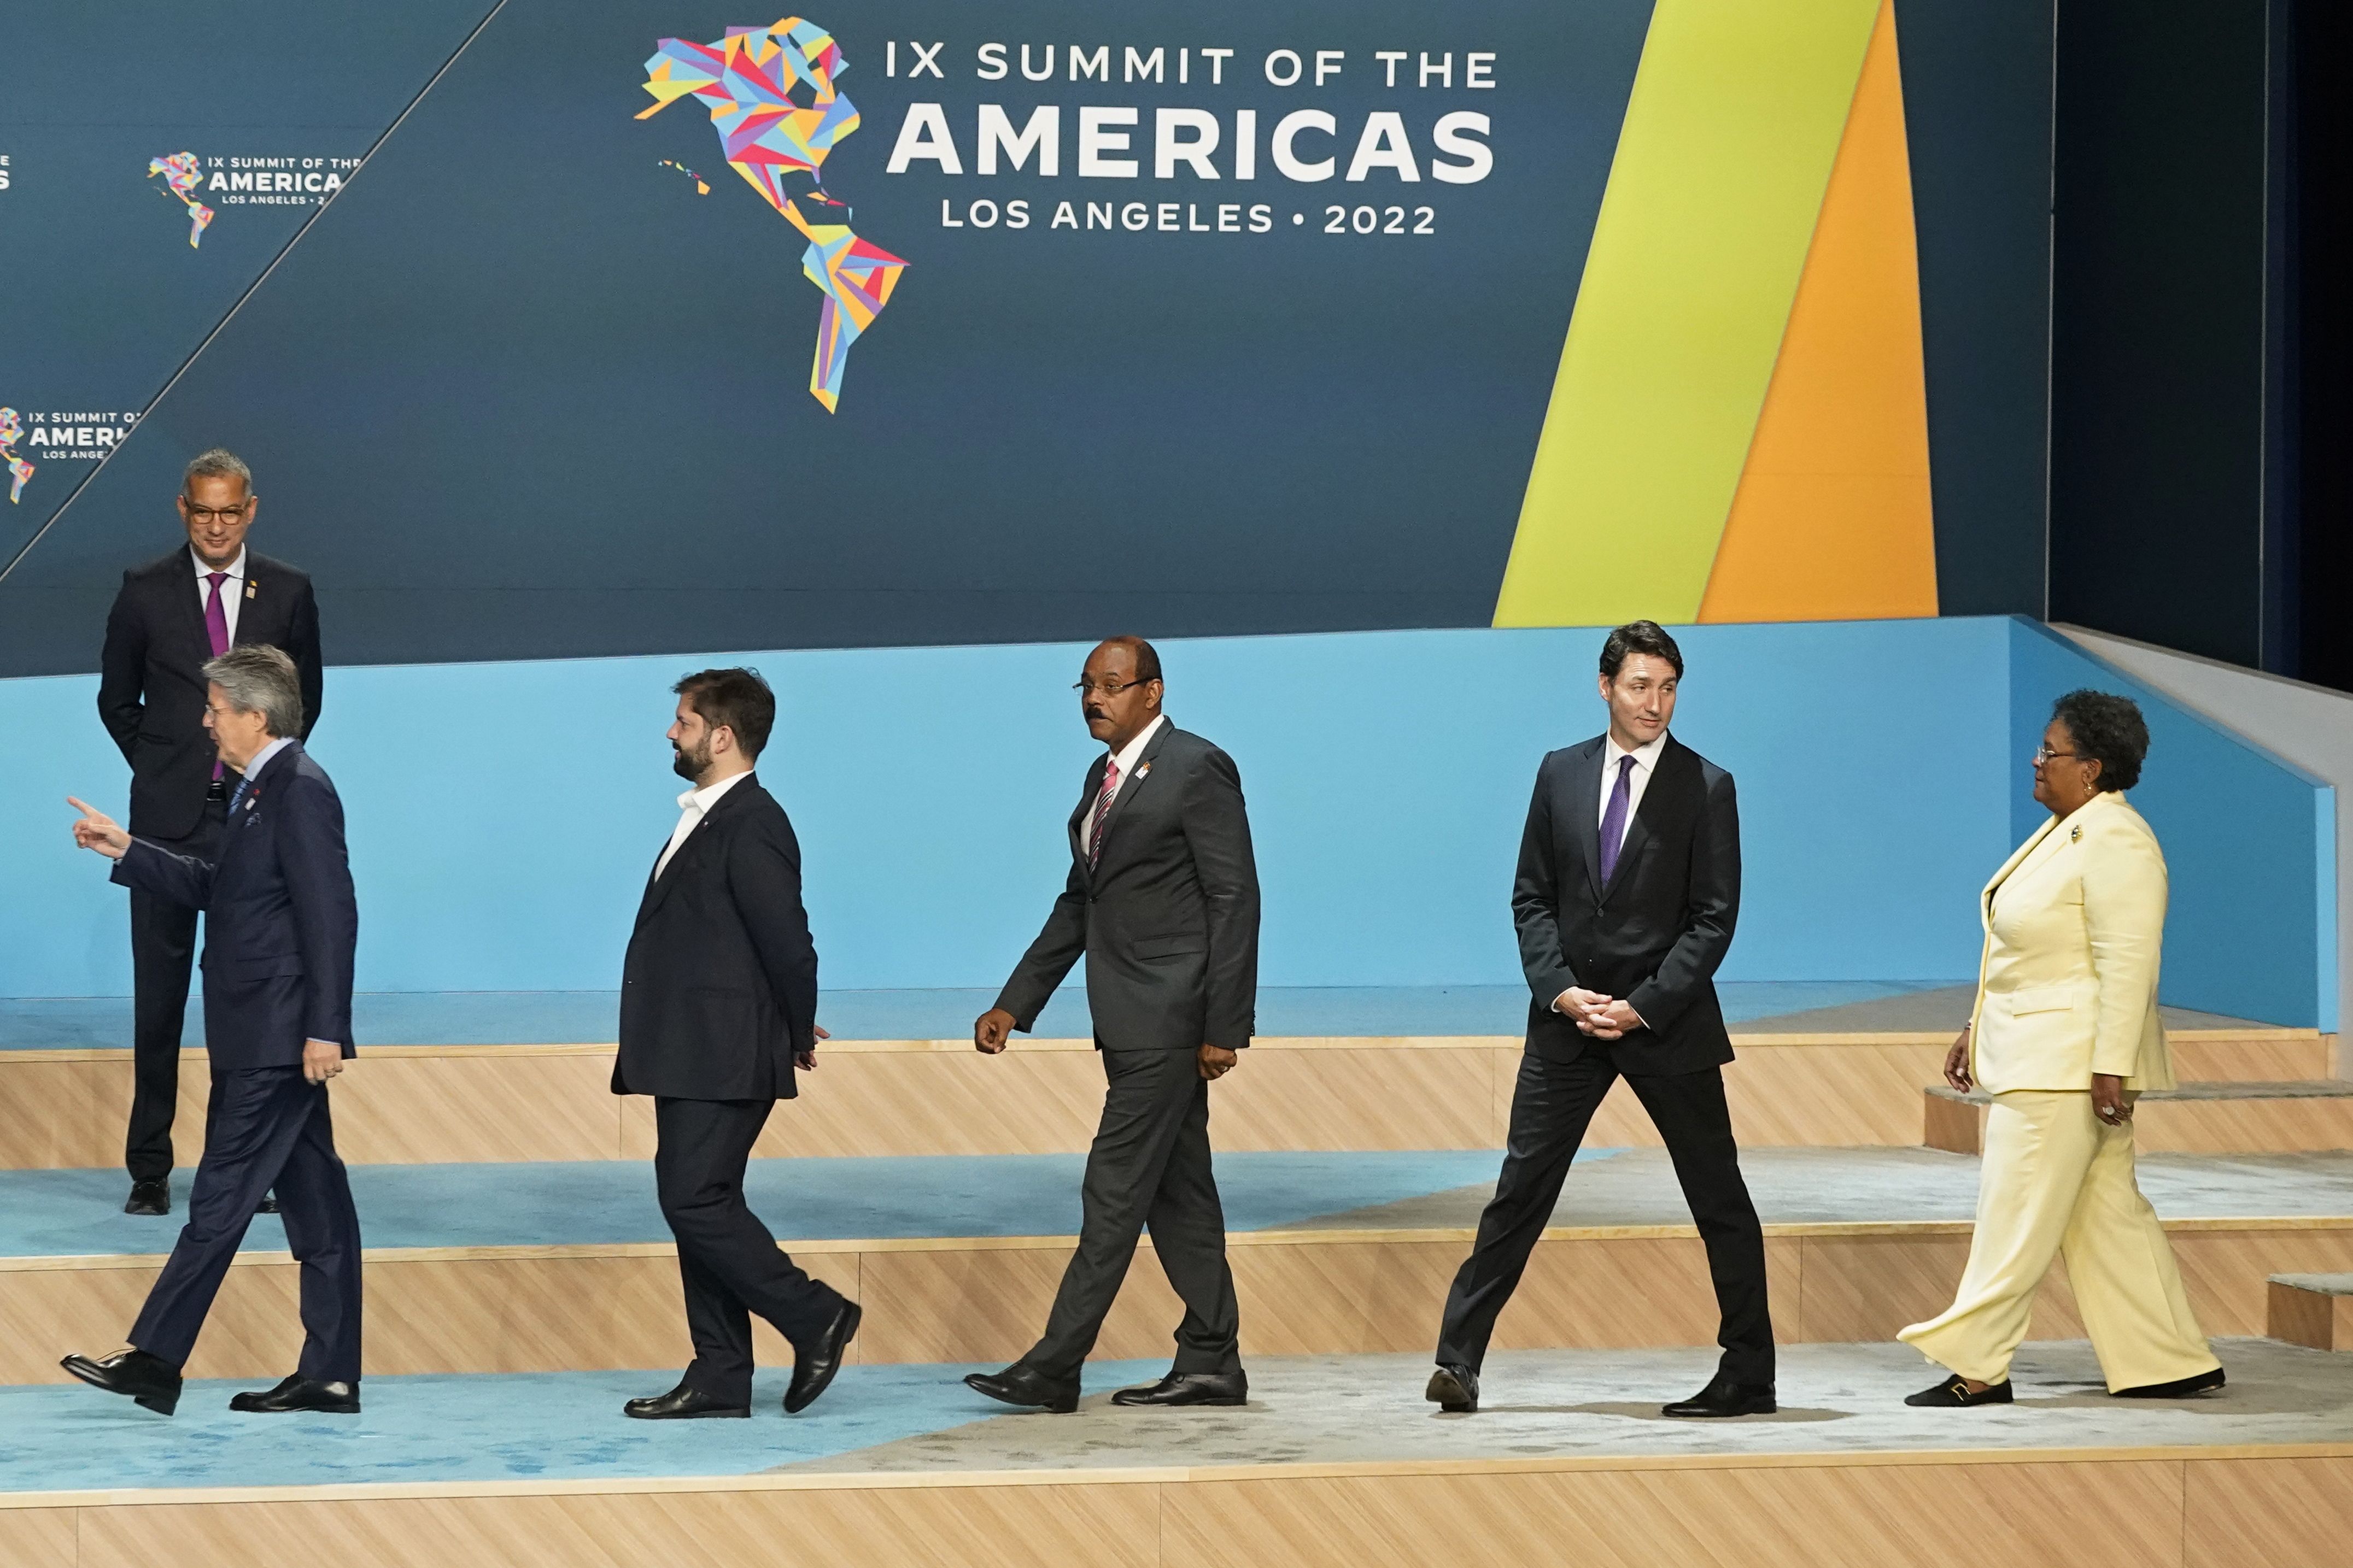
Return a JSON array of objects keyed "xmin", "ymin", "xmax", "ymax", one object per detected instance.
[
  {"xmin": 202, "ymin": 644, "xmax": 302, "ymax": 739},
  {"xmin": 183, "ymin": 447, "xmax": 253, "ymax": 495}
]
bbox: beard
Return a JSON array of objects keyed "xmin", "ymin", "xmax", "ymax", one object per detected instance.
[{"xmin": 671, "ymin": 738, "xmax": 711, "ymax": 781}]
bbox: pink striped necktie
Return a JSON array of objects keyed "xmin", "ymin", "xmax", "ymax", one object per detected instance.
[
  {"xmin": 1087, "ymin": 758, "xmax": 1121, "ymax": 869},
  {"xmin": 204, "ymin": 572, "xmax": 230, "ymax": 780}
]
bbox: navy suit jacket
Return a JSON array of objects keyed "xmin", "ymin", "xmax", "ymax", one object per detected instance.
[{"xmin": 110, "ymin": 741, "xmax": 358, "ymax": 1071}]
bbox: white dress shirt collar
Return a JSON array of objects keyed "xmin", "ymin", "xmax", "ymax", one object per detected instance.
[
  {"xmin": 1106, "ymin": 713, "xmax": 1167, "ymax": 782},
  {"xmin": 192, "ymin": 545, "xmax": 248, "ymax": 584},
  {"xmin": 680, "ymin": 766, "xmax": 754, "ymax": 815},
  {"xmin": 237, "ymin": 736, "xmax": 294, "ymax": 791},
  {"xmin": 1603, "ymin": 730, "xmax": 1667, "ymax": 774}
]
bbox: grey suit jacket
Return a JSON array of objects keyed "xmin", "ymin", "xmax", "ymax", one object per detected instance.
[{"xmin": 995, "ymin": 723, "xmax": 1260, "ymax": 1052}]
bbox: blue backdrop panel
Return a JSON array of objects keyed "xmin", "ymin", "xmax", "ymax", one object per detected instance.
[
  {"xmin": 2005, "ymin": 619, "xmax": 2336, "ymax": 1030},
  {"xmin": 8, "ymin": 619, "xmax": 2017, "ymax": 1001},
  {"xmin": 5, "ymin": 618, "xmax": 2323, "ymax": 1023}
]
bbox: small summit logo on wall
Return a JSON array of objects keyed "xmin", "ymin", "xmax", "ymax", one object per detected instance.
[
  {"xmin": 1, "ymin": 409, "xmax": 32, "ymax": 504},
  {"xmin": 145, "ymin": 150, "xmax": 365, "ymax": 248}
]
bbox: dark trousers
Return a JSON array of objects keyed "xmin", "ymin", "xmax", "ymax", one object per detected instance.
[
  {"xmin": 125, "ymin": 798, "xmax": 224, "ymax": 1183},
  {"xmin": 654, "ymin": 1096, "xmax": 845, "ymax": 1406},
  {"xmin": 131, "ymin": 1064, "xmax": 364, "ymax": 1381},
  {"xmin": 1025, "ymin": 1046, "xmax": 1242, "ymax": 1381},
  {"xmin": 1437, "ymin": 1050, "xmax": 1775, "ymax": 1384}
]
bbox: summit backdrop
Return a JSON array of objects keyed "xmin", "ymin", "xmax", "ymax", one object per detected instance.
[{"xmin": 0, "ymin": 0, "xmax": 2056, "ymax": 673}]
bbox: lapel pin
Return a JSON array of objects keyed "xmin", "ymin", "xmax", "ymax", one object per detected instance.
[
  {"xmin": 245, "ymin": 580, "xmax": 256, "ymax": 599},
  {"xmin": 1136, "ymin": 761, "xmax": 1152, "ymax": 779}
]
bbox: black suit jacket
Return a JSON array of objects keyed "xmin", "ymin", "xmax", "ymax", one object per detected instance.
[
  {"xmin": 614, "ymin": 774, "xmax": 818, "ymax": 1101},
  {"xmin": 109, "ymin": 742, "xmax": 359, "ymax": 1072},
  {"xmin": 996, "ymin": 722, "xmax": 1260, "ymax": 1052},
  {"xmin": 1514, "ymin": 733, "xmax": 1741, "ymax": 1074},
  {"xmin": 98, "ymin": 547, "xmax": 324, "ymax": 839}
]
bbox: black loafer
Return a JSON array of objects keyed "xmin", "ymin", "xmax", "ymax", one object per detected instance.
[
  {"xmin": 623, "ymin": 1380, "xmax": 750, "ymax": 1419},
  {"xmin": 963, "ymin": 1364, "xmax": 1080, "ymax": 1413},
  {"xmin": 1426, "ymin": 1364, "xmax": 1479, "ymax": 1413},
  {"xmin": 230, "ymin": 1374, "xmax": 359, "ymax": 1414},
  {"xmin": 1110, "ymin": 1371, "xmax": 1247, "ymax": 1407},
  {"xmin": 1905, "ymin": 1374, "xmax": 2013, "ymax": 1407},
  {"xmin": 1663, "ymin": 1376, "xmax": 1777, "ymax": 1418},
  {"xmin": 125, "ymin": 1180, "xmax": 169, "ymax": 1217},
  {"xmin": 785, "ymin": 1299, "xmax": 862, "ymax": 1414},
  {"xmin": 61, "ymin": 1348, "xmax": 182, "ymax": 1416},
  {"xmin": 2112, "ymin": 1366, "xmax": 2225, "ymax": 1399}
]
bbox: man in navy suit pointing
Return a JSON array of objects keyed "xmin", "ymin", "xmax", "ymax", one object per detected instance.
[{"xmin": 61, "ymin": 643, "xmax": 364, "ymax": 1417}]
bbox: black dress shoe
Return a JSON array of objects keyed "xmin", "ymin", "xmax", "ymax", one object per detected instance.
[
  {"xmin": 257, "ymin": 1192, "xmax": 278, "ymax": 1215},
  {"xmin": 61, "ymin": 1348, "xmax": 182, "ymax": 1416},
  {"xmin": 125, "ymin": 1180, "xmax": 169, "ymax": 1216},
  {"xmin": 1425, "ymin": 1364, "xmax": 1479, "ymax": 1413},
  {"xmin": 785, "ymin": 1299, "xmax": 862, "ymax": 1414},
  {"xmin": 622, "ymin": 1380, "xmax": 750, "ymax": 1420},
  {"xmin": 1904, "ymin": 1374, "xmax": 2014, "ymax": 1407},
  {"xmin": 230, "ymin": 1374, "xmax": 360, "ymax": 1414},
  {"xmin": 2112, "ymin": 1366, "xmax": 2225, "ymax": 1399},
  {"xmin": 1110, "ymin": 1371, "xmax": 1248, "ymax": 1407},
  {"xmin": 1663, "ymin": 1376, "xmax": 1777, "ymax": 1418},
  {"xmin": 963, "ymin": 1364, "xmax": 1080, "ymax": 1414}
]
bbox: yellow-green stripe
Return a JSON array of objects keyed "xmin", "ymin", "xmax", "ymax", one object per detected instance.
[{"xmin": 1494, "ymin": 0, "xmax": 1881, "ymax": 627}]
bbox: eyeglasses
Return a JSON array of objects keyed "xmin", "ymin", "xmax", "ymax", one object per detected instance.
[
  {"xmin": 2032, "ymin": 745, "xmax": 2082, "ymax": 765},
  {"xmin": 184, "ymin": 502, "xmax": 250, "ymax": 524},
  {"xmin": 1074, "ymin": 678, "xmax": 1155, "ymax": 698}
]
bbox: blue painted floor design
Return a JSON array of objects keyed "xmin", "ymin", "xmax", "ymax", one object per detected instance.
[
  {"xmin": 0, "ymin": 1149, "xmax": 1583, "ymax": 1258},
  {"xmin": 0, "ymin": 982, "xmax": 1966, "ymax": 1049},
  {"xmin": 0, "ymin": 1362, "xmax": 1150, "ymax": 1494}
]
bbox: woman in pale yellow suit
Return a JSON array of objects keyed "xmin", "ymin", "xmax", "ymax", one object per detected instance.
[{"xmin": 1898, "ymin": 690, "xmax": 2224, "ymax": 1407}]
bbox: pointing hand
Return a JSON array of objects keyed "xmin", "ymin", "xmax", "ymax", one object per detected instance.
[{"xmin": 67, "ymin": 797, "xmax": 130, "ymax": 860}]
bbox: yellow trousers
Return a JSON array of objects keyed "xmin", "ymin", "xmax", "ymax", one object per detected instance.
[{"xmin": 1898, "ymin": 1089, "xmax": 2217, "ymax": 1391}]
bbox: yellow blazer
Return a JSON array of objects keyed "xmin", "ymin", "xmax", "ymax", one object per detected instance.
[{"xmin": 1968, "ymin": 790, "xmax": 2175, "ymax": 1094}]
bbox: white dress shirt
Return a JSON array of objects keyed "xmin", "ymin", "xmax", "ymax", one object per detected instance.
[
  {"xmin": 655, "ymin": 768, "xmax": 753, "ymax": 879},
  {"xmin": 1597, "ymin": 731, "xmax": 1667, "ymax": 849},
  {"xmin": 1080, "ymin": 714, "xmax": 1167, "ymax": 858},
  {"xmin": 193, "ymin": 546, "xmax": 249, "ymax": 645}
]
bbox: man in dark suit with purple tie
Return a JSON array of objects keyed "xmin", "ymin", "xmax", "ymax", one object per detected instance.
[
  {"xmin": 97, "ymin": 448, "xmax": 323, "ymax": 1215},
  {"xmin": 1427, "ymin": 621, "xmax": 1773, "ymax": 1419},
  {"xmin": 61, "ymin": 644, "xmax": 363, "ymax": 1418}
]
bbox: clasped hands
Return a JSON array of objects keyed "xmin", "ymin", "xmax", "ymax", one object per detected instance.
[
  {"xmin": 974, "ymin": 1007, "xmax": 1237, "ymax": 1080},
  {"xmin": 1555, "ymin": 987, "xmax": 1642, "ymax": 1039}
]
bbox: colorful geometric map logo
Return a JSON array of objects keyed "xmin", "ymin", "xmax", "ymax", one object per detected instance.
[
  {"xmin": 148, "ymin": 151, "xmax": 214, "ymax": 248},
  {"xmin": 639, "ymin": 17, "xmax": 908, "ymax": 413},
  {"xmin": 0, "ymin": 409, "xmax": 31, "ymax": 505}
]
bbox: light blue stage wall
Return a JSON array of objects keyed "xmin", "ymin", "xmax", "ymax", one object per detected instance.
[
  {"xmin": 0, "ymin": 616, "xmax": 2325, "ymax": 1024},
  {"xmin": 2007, "ymin": 619, "xmax": 2337, "ymax": 1030}
]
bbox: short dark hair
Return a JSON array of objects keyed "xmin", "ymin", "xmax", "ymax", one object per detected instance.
[
  {"xmin": 2051, "ymin": 689, "xmax": 2148, "ymax": 792},
  {"xmin": 1098, "ymin": 636, "xmax": 1162, "ymax": 684},
  {"xmin": 674, "ymin": 667, "xmax": 776, "ymax": 761},
  {"xmin": 1599, "ymin": 620, "xmax": 1684, "ymax": 680}
]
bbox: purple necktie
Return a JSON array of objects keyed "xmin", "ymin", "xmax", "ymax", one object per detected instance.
[
  {"xmin": 1599, "ymin": 754, "xmax": 1636, "ymax": 883},
  {"xmin": 203, "ymin": 572, "xmax": 230, "ymax": 780}
]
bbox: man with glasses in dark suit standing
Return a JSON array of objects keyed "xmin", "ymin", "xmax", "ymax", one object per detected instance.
[
  {"xmin": 963, "ymin": 636, "xmax": 1261, "ymax": 1414},
  {"xmin": 97, "ymin": 449, "xmax": 323, "ymax": 1215}
]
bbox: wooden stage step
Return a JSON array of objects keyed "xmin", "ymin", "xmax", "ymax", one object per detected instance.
[
  {"xmin": 1, "ymin": 1339, "xmax": 2345, "ymax": 1568},
  {"xmin": 2269, "ymin": 1273, "xmax": 2353, "ymax": 1351},
  {"xmin": 7, "ymin": 1211, "xmax": 2348, "ymax": 1387},
  {"xmin": 1, "ymin": 1025, "xmax": 2330, "ymax": 1168},
  {"xmin": 1924, "ymin": 1079, "xmax": 2353, "ymax": 1156}
]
